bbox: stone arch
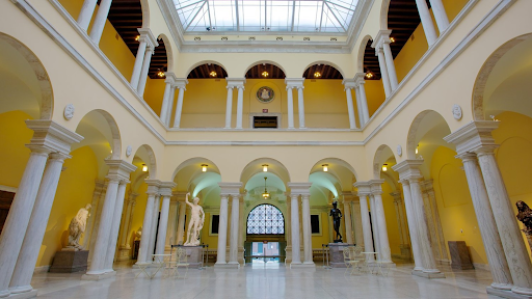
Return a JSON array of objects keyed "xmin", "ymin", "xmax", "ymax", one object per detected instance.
[
  {"xmin": 372, "ymin": 144, "xmax": 397, "ymax": 179},
  {"xmin": 472, "ymin": 33, "xmax": 532, "ymax": 120},
  {"xmin": 185, "ymin": 60, "xmax": 230, "ymax": 78},
  {"xmin": 302, "ymin": 60, "xmax": 345, "ymax": 79},
  {"xmin": 357, "ymin": 34, "xmax": 373, "ymax": 74},
  {"xmin": 157, "ymin": 34, "xmax": 174, "ymax": 73},
  {"xmin": 380, "ymin": 0, "xmax": 391, "ymax": 30},
  {"xmin": 74, "ymin": 109, "xmax": 122, "ymax": 160},
  {"xmin": 0, "ymin": 32, "xmax": 53, "ymax": 120},
  {"xmin": 243, "ymin": 60, "xmax": 287, "ymax": 78},
  {"xmin": 133, "ymin": 144, "xmax": 157, "ymax": 179},
  {"xmin": 240, "ymin": 157, "xmax": 291, "ymax": 188},
  {"xmin": 139, "ymin": 0, "xmax": 150, "ymax": 28},
  {"xmin": 309, "ymin": 157, "xmax": 357, "ymax": 182},
  {"xmin": 406, "ymin": 110, "xmax": 452, "ymax": 161}
]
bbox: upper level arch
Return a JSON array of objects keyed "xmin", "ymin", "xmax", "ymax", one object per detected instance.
[
  {"xmin": 302, "ymin": 61, "xmax": 344, "ymax": 79},
  {"xmin": 132, "ymin": 144, "xmax": 157, "ymax": 180},
  {"xmin": 186, "ymin": 61, "xmax": 229, "ymax": 79},
  {"xmin": 372, "ymin": 144, "xmax": 397, "ymax": 180},
  {"xmin": 245, "ymin": 62, "xmax": 286, "ymax": 79}
]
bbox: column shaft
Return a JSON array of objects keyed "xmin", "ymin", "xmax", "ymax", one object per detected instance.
[
  {"xmin": 345, "ymin": 88, "xmax": 356, "ymax": 129},
  {"xmin": 160, "ymin": 82, "xmax": 173, "ymax": 125},
  {"xmin": 297, "ymin": 87, "xmax": 305, "ymax": 128},
  {"xmin": 301, "ymin": 195, "xmax": 313, "ymax": 264},
  {"xmin": 176, "ymin": 202, "xmax": 186, "ymax": 245},
  {"xmin": 9, "ymin": 154, "xmax": 66, "ymax": 294},
  {"xmin": 166, "ymin": 200, "xmax": 179, "ymax": 248},
  {"xmin": 86, "ymin": 179, "xmax": 119, "ymax": 274},
  {"xmin": 215, "ymin": 195, "xmax": 229, "ymax": 265},
  {"xmin": 88, "ymin": 0, "xmax": 112, "ymax": 44},
  {"xmin": 148, "ymin": 196, "xmax": 160, "ymax": 258},
  {"xmin": 137, "ymin": 47, "xmax": 154, "ymax": 96},
  {"xmin": 290, "ymin": 195, "xmax": 302, "ymax": 265},
  {"xmin": 104, "ymin": 180, "xmax": 128, "ymax": 271},
  {"xmin": 429, "ymin": 0, "xmax": 450, "ymax": 33},
  {"xmin": 369, "ymin": 196, "xmax": 381, "ymax": 256},
  {"xmin": 137, "ymin": 192, "xmax": 156, "ymax": 264},
  {"xmin": 382, "ymin": 42, "xmax": 398, "ymax": 90},
  {"xmin": 476, "ymin": 150, "xmax": 532, "ymax": 295},
  {"xmin": 224, "ymin": 87, "xmax": 234, "ymax": 129},
  {"xmin": 400, "ymin": 181, "xmax": 423, "ymax": 270},
  {"xmin": 415, "ymin": 0, "xmax": 438, "ymax": 45},
  {"xmin": 460, "ymin": 154, "xmax": 512, "ymax": 290},
  {"xmin": 358, "ymin": 195, "xmax": 374, "ymax": 262},
  {"xmin": 155, "ymin": 196, "xmax": 171, "ymax": 254},
  {"xmin": 373, "ymin": 192, "xmax": 392, "ymax": 263},
  {"xmin": 77, "ymin": 0, "xmax": 98, "ymax": 30},
  {"xmin": 236, "ymin": 87, "xmax": 244, "ymax": 129},
  {"xmin": 173, "ymin": 87, "xmax": 186, "ymax": 128},
  {"xmin": 287, "ymin": 87, "xmax": 294, "ymax": 129},
  {"xmin": 228, "ymin": 195, "xmax": 240, "ymax": 265},
  {"xmin": 130, "ymin": 40, "xmax": 147, "ymax": 90},
  {"xmin": 358, "ymin": 83, "xmax": 370, "ymax": 124},
  {"xmin": 376, "ymin": 48, "xmax": 392, "ymax": 97},
  {"xmin": 352, "ymin": 199, "xmax": 364, "ymax": 246},
  {"xmin": 343, "ymin": 200, "xmax": 354, "ymax": 244}
]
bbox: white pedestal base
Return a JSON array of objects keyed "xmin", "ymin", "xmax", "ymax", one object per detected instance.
[
  {"xmin": 5, "ymin": 290, "xmax": 38, "ymax": 299},
  {"xmin": 81, "ymin": 271, "xmax": 116, "ymax": 281},
  {"xmin": 214, "ymin": 263, "xmax": 240, "ymax": 269},
  {"xmin": 117, "ymin": 247, "xmax": 130, "ymax": 262},
  {"xmin": 487, "ymin": 287, "xmax": 532, "ymax": 299},
  {"xmin": 411, "ymin": 269, "xmax": 445, "ymax": 279}
]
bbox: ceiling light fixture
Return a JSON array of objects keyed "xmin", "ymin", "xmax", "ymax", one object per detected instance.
[
  {"xmin": 262, "ymin": 164, "xmax": 268, "ymax": 172},
  {"xmin": 314, "ymin": 71, "xmax": 321, "ymax": 78},
  {"xmin": 157, "ymin": 70, "xmax": 165, "ymax": 78},
  {"xmin": 142, "ymin": 164, "xmax": 148, "ymax": 172},
  {"xmin": 365, "ymin": 72, "xmax": 374, "ymax": 79},
  {"xmin": 382, "ymin": 164, "xmax": 388, "ymax": 172},
  {"xmin": 209, "ymin": 71, "xmax": 217, "ymax": 77},
  {"xmin": 322, "ymin": 164, "xmax": 328, "ymax": 172},
  {"xmin": 390, "ymin": 37, "xmax": 395, "ymax": 43},
  {"xmin": 135, "ymin": 35, "xmax": 140, "ymax": 41},
  {"xmin": 262, "ymin": 71, "xmax": 269, "ymax": 77},
  {"xmin": 262, "ymin": 177, "xmax": 270, "ymax": 199},
  {"xmin": 415, "ymin": 145, "xmax": 419, "ymax": 155},
  {"xmin": 201, "ymin": 164, "xmax": 208, "ymax": 172}
]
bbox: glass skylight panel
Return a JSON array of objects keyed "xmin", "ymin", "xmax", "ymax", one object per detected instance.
[{"xmin": 173, "ymin": 0, "xmax": 359, "ymax": 33}]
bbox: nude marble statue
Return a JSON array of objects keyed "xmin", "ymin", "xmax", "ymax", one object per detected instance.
[
  {"xmin": 66, "ymin": 204, "xmax": 91, "ymax": 250},
  {"xmin": 184, "ymin": 193, "xmax": 205, "ymax": 246}
]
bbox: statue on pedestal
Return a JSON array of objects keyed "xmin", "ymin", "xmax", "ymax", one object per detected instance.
[
  {"xmin": 330, "ymin": 201, "xmax": 343, "ymax": 243},
  {"xmin": 516, "ymin": 201, "xmax": 532, "ymax": 252},
  {"xmin": 184, "ymin": 193, "xmax": 205, "ymax": 246},
  {"xmin": 66, "ymin": 204, "xmax": 92, "ymax": 250}
]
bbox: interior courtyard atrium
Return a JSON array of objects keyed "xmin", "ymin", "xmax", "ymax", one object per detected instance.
[{"xmin": 1, "ymin": 0, "xmax": 532, "ymax": 298}]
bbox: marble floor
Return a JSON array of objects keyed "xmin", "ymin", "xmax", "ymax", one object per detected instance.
[{"xmin": 29, "ymin": 262, "xmax": 500, "ymax": 299}]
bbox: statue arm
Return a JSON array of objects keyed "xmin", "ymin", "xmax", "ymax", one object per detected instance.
[{"xmin": 185, "ymin": 192, "xmax": 193, "ymax": 207}]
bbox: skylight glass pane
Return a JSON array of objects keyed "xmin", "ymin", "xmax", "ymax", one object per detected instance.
[
  {"xmin": 210, "ymin": 0, "xmax": 236, "ymax": 31},
  {"xmin": 267, "ymin": 1, "xmax": 291, "ymax": 31}
]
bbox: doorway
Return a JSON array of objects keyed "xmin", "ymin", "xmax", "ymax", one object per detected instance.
[{"xmin": 245, "ymin": 204, "xmax": 286, "ymax": 265}]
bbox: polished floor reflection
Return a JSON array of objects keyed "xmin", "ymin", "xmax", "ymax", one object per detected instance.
[{"xmin": 30, "ymin": 263, "xmax": 497, "ymax": 299}]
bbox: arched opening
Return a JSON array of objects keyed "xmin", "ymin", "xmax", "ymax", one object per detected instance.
[
  {"xmin": 245, "ymin": 63, "xmax": 285, "ymax": 79},
  {"xmin": 246, "ymin": 203, "xmax": 285, "ymax": 266}
]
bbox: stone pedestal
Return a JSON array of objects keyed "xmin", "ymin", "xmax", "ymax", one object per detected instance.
[
  {"xmin": 181, "ymin": 246, "xmax": 204, "ymax": 269},
  {"xmin": 117, "ymin": 246, "xmax": 131, "ymax": 261},
  {"xmin": 448, "ymin": 241, "xmax": 474, "ymax": 270},
  {"xmin": 329, "ymin": 243, "xmax": 349, "ymax": 268},
  {"xmin": 49, "ymin": 250, "xmax": 89, "ymax": 273}
]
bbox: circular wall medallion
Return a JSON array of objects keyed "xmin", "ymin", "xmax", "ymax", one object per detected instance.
[
  {"xmin": 126, "ymin": 145, "xmax": 132, "ymax": 157},
  {"xmin": 396, "ymin": 145, "xmax": 403, "ymax": 157},
  {"xmin": 452, "ymin": 104, "xmax": 462, "ymax": 120},
  {"xmin": 256, "ymin": 86, "xmax": 274, "ymax": 103},
  {"xmin": 63, "ymin": 104, "xmax": 74, "ymax": 120}
]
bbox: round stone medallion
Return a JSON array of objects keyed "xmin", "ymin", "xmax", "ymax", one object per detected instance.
[{"xmin": 256, "ymin": 86, "xmax": 274, "ymax": 103}]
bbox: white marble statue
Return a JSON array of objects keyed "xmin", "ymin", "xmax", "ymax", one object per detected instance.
[
  {"xmin": 66, "ymin": 204, "xmax": 91, "ymax": 250},
  {"xmin": 184, "ymin": 193, "xmax": 205, "ymax": 246}
]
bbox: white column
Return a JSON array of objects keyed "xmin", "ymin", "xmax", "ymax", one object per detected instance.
[
  {"xmin": 354, "ymin": 73, "xmax": 370, "ymax": 124},
  {"xmin": 354, "ymin": 85, "xmax": 364, "ymax": 127},
  {"xmin": 476, "ymin": 148, "xmax": 532, "ymax": 295},
  {"xmin": 382, "ymin": 41, "xmax": 398, "ymax": 90},
  {"xmin": 104, "ymin": 179, "xmax": 128, "ymax": 271},
  {"xmin": 215, "ymin": 195, "xmax": 229, "ymax": 266},
  {"xmin": 160, "ymin": 79, "xmax": 174, "ymax": 125},
  {"xmin": 9, "ymin": 153, "xmax": 68, "ymax": 294},
  {"xmin": 137, "ymin": 46, "xmax": 155, "ymax": 96},
  {"xmin": 344, "ymin": 85, "xmax": 357, "ymax": 129},
  {"xmin": 172, "ymin": 84, "xmax": 187, "ymax": 128},
  {"xmin": 369, "ymin": 195, "xmax": 381, "ymax": 256},
  {"xmin": 286, "ymin": 86, "xmax": 295, "ymax": 129},
  {"xmin": 415, "ymin": 0, "xmax": 438, "ymax": 46},
  {"xmin": 398, "ymin": 179, "xmax": 423, "ymax": 271},
  {"xmin": 77, "ymin": 0, "xmax": 98, "ymax": 31},
  {"xmin": 224, "ymin": 86, "xmax": 234, "ymax": 129},
  {"xmin": 148, "ymin": 195, "xmax": 160, "ymax": 258},
  {"xmin": 290, "ymin": 194, "xmax": 302, "ymax": 266},
  {"xmin": 429, "ymin": 0, "xmax": 450, "ymax": 33},
  {"xmin": 86, "ymin": 178, "xmax": 119, "ymax": 275},
  {"xmin": 343, "ymin": 199, "xmax": 354, "ymax": 244},
  {"xmin": 371, "ymin": 181, "xmax": 393, "ymax": 264},
  {"xmin": 352, "ymin": 198, "xmax": 364, "ymax": 246},
  {"xmin": 301, "ymin": 194, "xmax": 314, "ymax": 265},
  {"xmin": 136, "ymin": 182, "xmax": 159, "ymax": 265},
  {"xmin": 119, "ymin": 193, "xmax": 138, "ymax": 248},
  {"xmin": 88, "ymin": 0, "xmax": 112, "ymax": 45},
  {"xmin": 155, "ymin": 193, "xmax": 171, "ymax": 255},
  {"xmin": 228, "ymin": 194, "xmax": 240, "ymax": 266},
  {"xmin": 0, "ymin": 147, "xmax": 49, "ymax": 297},
  {"xmin": 459, "ymin": 153, "xmax": 512, "ymax": 290},
  {"xmin": 176, "ymin": 200, "xmax": 186, "ymax": 245},
  {"xmin": 236, "ymin": 86, "xmax": 245, "ymax": 129},
  {"xmin": 376, "ymin": 47, "xmax": 392, "ymax": 97},
  {"xmin": 297, "ymin": 86, "xmax": 306, "ymax": 129},
  {"xmin": 130, "ymin": 39, "xmax": 147, "ymax": 90},
  {"xmin": 358, "ymin": 193, "xmax": 374, "ymax": 262},
  {"xmin": 85, "ymin": 181, "xmax": 105, "ymax": 250},
  {"xmin": 424, "ymin": 181, "xmax": 447, "ymax": 262},
  {"xmin": 238, "ymin": 196, "xmax": 245, "ymax": 265},
  {"xmin": 166, "ymin": 199, "xmax": 179, "ymax": 248}
]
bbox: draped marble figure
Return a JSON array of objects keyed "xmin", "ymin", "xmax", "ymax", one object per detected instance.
[
  {"xmin": 67, "ymin": 204, "xmax": 92, "ymax": 249},
  {"xmin": 184, "ymin": 193, "xmax": 205, "ymax": 246}
]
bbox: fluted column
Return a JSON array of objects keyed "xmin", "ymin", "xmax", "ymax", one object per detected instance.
[
  {"xmin": 136, "ymin": 180, "xmax": 160, "ymax": 264},
  {"xmin": 290, "ymin": 194, "xmax": 302, "ymax": 266},
  {"xmin": 354, "ymin": 73, "xmax": 370, "ymax": 125},
  {"xmin": 9, "ymin": 153, "xmax": 70, "ymax": 294},
  {"xmin": 228, "ymin": 194, "xmax": 240, "ymax": 266},
  {"xmin": 429, "ymin": 0, "xmax": 450, "ymax": 34},
  {"xmin": 104, "ymin": 178, "xmax": 130, "ymax": 271},
  {"xmin": 342, "ymin": 194, "xmax": 354, "ymax": 244},
  {"xmin": 172, "ymin": 79, "xmax": 188, "ymax": 128},
  {"xmin": 371, "ymin": 181, "xmax": 393, "ymax": 264},
  {"xmin": 301, "ymin": 194, "xmax": 314, "ymax": 266},
  {"xmin": 342, "ymin": 79, "xmax": 357, "ymax": 129},
  {"xmin": 353, "ymin": 182, "xmax": 374, "ymax": 263},
  {"xmin": 297, "ymin": 86, "xmax": 306, "ymax": 129},
  {"xmin": 160, "ymin": 73, "xmax": 177, "ymax": 126},
  {"xmin": 224, "ymin": 85, "xmax": 234, "ymax": 129},
  {"xmin": 155, "ymin": 182, "xmax": 176, "ymax": 255},
  {"xmin": 286, "ymin": 86, "xmax": 295, "ymax": 129},
  {"xmin": 415, "ymin": 0, "xmax": 438, "ymax": 46},
  {"xmin": 236, "ymin": 85, "xmax": 245, "ymax": 129},
  {"xmin": 88, "ymin": 0, "xmax": 112, "ymax": 44},
  {"xmin": 77, "ymin": 0, "xmax": 98, "ymax": 30}
]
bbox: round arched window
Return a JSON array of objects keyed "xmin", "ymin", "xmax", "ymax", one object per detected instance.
[{"xmin": 246, "ymin": 204, "xmax": 285, "ymax": 234}]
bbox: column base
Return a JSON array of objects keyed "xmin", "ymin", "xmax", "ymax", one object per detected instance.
[
  {"xmin": 81, "ymin": 271, "xmax": 116, "ymax": 281},
  {"xmin": 3, "ymin": 290, "xmax": 38, "ymax": 299},
  {"xmin": 487, "ymin": 286, "xmax": 532, "ymax": 299},
  {"xmin": 214, "ymin": 263, "xmax": 239, "ymax": 269},
  {"xmin": 237, "ymin": 247, "xmax": 245, "ymax": 265},
  {"xmin": 411, "ymin": 269, "xmax": 445, "ymax": 279}
]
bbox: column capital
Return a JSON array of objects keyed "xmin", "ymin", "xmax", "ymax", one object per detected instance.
[
  {"xmin": 159, "ymin": 181, "xmax": 177, "ymax": 197},
  {"xmin": 353, "ymin": 73, "xmax": 367, "ymax": 85},
  {"xmin": 456, "ymin": 152, "xmax": 478, "ymax": 163},
  {"xmin": 341, "ymin": 191, "xmax": 354, "ymax": 201},
  {"xmin": 287, "ymin": 182, "xmax": 312, "ymax": 196},
  {"xmin": 173, "ymin": 191, "xmax": 188, "ymax": 201},
  {"xmin": 369, "ymin": 179, "xmax": 385, "ymax": 195},
  {"xmin": 392, "ymin": 159, "xmax": 424, "ymax": 182},
  {"xmin": 226, "ymin": 77, "xmax": 246, "ymax": 89},
  {"xmin": 390, "ymin": 191, "xmax": 402, "ymax": 200},
  {"xmin": 137, "ymin": 28, "xmax": 158, "ymax": 49},
  {"xmin": 25, "ymin": 120, "xmax": 84, "ymax": 156},
  {"xmin": 145, "ymin": 179, "xmax": 161, "ymax": 195},
  {"xmin": 218, "ymin": 182, "xmax": 243, "ymax": 196},
  {"xmin": 371, "ymin": 29, "xmax": 392, "ymax": 49},
  {"xmin": 105, "ymin": 159, "xmax": 137, "ymax": 181},
  {"xmin": 443, "ymin": 120, "xmax": 500, "ymax": 155},
  {"xmin": 342, "ymin": 78, "xmax": 357, "ymax": 90},
  {"xmin": 353, "ymin": 181, "xmax": 372, "ymax": 196},
  {"xmin": 173, "ymin": 78, "xmax": 188, "ymax": 90},
  {"xmin": 284, "ymin": 78, "xmax": 305, "ymax": 89},
  {"xmin": 164, "ymin": 72, "xmax": 177, "ymax": 84}
]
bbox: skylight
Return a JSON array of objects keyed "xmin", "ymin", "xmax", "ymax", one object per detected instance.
[{"xmin": 173, "ymin": 0, "xmax": 359, "ymax": 33}]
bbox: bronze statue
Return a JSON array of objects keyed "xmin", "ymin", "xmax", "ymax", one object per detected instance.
[
  {"xmin": 516, "ymin": 201, "xmax": 532, "ymax": 251},
  {"xmin": 330, "ymin": 201, "xmax": 343, "ymax": 242}
]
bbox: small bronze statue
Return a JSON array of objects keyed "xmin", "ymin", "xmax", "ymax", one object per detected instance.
[
  {"xmin": 330, "ymin": 201, "xmax": 343, "ymax": 243},
  {"xmin": 516, "ymin": 201, "xmax": 532, "ymax": 251}
]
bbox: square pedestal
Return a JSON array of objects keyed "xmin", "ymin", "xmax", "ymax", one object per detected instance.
[
  {"xmin": 448, "ymin": 241, "xmax": 474, "ymax": 270},
  {"xmin": 328, "ymin": 243, "xmax": 349, "ymax": 268},
  {"xmin": 49, "ymin": 250, "xmax": 88, "ymax": 273},
  {"xmin": 180, "ymin": 246, "xmax": 204, "ymax": 269}
]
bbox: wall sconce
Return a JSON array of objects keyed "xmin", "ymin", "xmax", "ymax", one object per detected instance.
[
  {"xmin": 365, "ymin": 72, "xmax": 374, "ymax": 79},
  {"xmin": 415, "ymin": 145, "xmax": 419, "ymax": 155},
  {"xmin": 262, "ymin": 164, "xmax": 268, "ymax": 172},
  {"xmin": 322, "ymin": 164, "xmax": 328, "ymax": 172},
  {"xmin": 201, "ymin": 164, "xmax": 208, "ymax": 172},
  {"xmin": 382, "ymin": 164, "xmax": 388, "ymax": 172},
  {"xmin": 142, "ymin": 164, "xmax": 148, "ymax": 172}
]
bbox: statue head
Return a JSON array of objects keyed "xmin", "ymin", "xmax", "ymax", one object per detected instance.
[
  {"xmin": 85, "ymin": 204, "xmax": 92, "ymax": 211},
  {"xmin": 517, "ymin": 200, "xmax": 531, "ymax": 213},
  {"xmin": 193, "ymin": 197, "xmax": 200, "ymax": 204},
  {"xmin": 332, "ymin": 201, "xmax": 338, "ymax": 209}
]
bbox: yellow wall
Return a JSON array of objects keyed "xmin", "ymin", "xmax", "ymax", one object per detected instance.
[
  {"xmin": 364, "ymin": 80, "xmax": 386, "ymax": 117},
  {"xmin": 382, "ymin": 182, "xmax": 401, "ymax": 256},
  {"xmin": 38, "ymin": 146, "xmax": 99, "ymax": 267},
  {"xmin": 0, "ymin": 111, "xmax": 33, "ymax": 189},
  {"xmin": 200, "ymin": 212, "xmax": 219, "ymax": 248},
  {"xmin": 431, "ymin": 146, "xmax": 487, "ymax": 265},
  {"xmin": 311, "ymin": 212, "xmax": 330, "ymax": 248}
]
